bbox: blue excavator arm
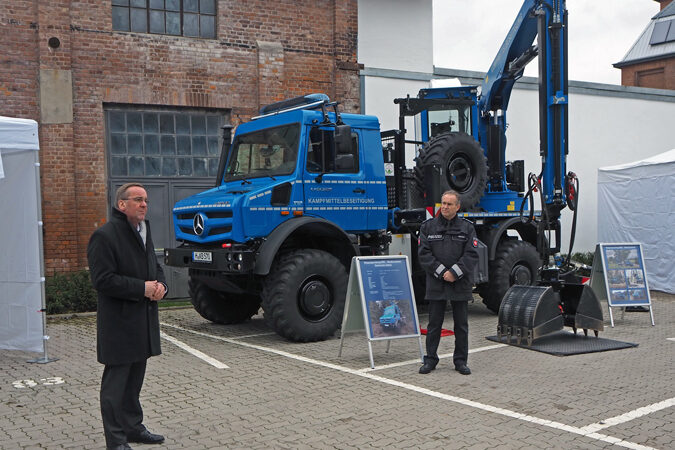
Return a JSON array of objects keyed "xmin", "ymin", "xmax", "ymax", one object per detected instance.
[{"xmin": 478, "ymin": 0, "xmax": 568, "ymax": 215}]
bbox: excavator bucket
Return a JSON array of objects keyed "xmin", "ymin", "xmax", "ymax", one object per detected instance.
[
  {"xmin": 497, "ymin": 285, "xmax": 564, "ymax": 345},
  {"xmin": 559, "ymin": 283, "xmax": 604, "ymax": 337}
]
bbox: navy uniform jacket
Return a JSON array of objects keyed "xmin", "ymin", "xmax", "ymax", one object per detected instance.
[
  {"xmin": 418, "ymin": 214, "xmax": 479, "ymax": 301},
  {"xmin": 87, "ymin": 207, "xmax": 165, "ymax": 365}
]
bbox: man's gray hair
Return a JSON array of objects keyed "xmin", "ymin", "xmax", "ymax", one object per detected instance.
[
  {"xmin": 115, "ymin": 182, "xmax": 145, "ymax": 205},
  {"xmin": 441, "ymin": 190, "xmax": 461, "ymax": 204}
]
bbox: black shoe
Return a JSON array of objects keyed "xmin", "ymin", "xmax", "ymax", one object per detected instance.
[
  {"xmin": 419, "ymin": 363, "xmax": 436, "ymax": 374},
  {"xmin": 455, "ymin": 364, "xmax": 471, "ymax": 375},
  {"xmin": 127, "ymin": 429, "xmax": 165, "ymax": 444},
  {"xmin": 107, "ymin": 444, "xmax": 132, "ymax": 450}
]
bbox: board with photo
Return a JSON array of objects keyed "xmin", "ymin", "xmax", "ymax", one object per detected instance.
[{"xmin": 590, "ymin": 243, "xmax": 654, "ymax": 327}]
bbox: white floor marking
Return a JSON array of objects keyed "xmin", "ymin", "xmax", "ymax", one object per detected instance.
[
  {"xmin": 581, "ymin": 397, "xmax": 675, "ymax": 433},
  {"xmin": 667, "ymin": 338, "xmax": 675, "ymax": 342},
  {"xmin": 231, "ymin": 332, "xmax": 278, "ymax": 339},
  {"xmin": 159, "ymin": 322, "xmax": 656, "ymax": 450},
  {"xmin": 160, "ymin": 331, "xmax": 229, "ymax": 369},
  {"xmin": 360, "ymin": 343, "xmax": 507, "ymax": 372}
]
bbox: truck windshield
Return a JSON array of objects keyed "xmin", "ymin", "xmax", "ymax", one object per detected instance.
[
  {"xmin": 225, "ymin": 123, "xmax": 300, "ymax": 181},
  {"xmin": 427, "ymin": 104, "xmax": 472, "ymax": 137}
]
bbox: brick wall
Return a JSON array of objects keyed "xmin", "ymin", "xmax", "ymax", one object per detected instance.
[
  {"xmin": 0, "ymin": 0, "xmax": 360, "ymax": 275},
  {"xmin": 620, "ymin": 58, "xmax": 675, "ymax": 90}
]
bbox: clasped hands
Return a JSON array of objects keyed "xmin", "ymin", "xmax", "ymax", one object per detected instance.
[
  {"xmin": 144, "ymin": 280, "xmax": 166, "ymax": 301},
  {"xmin": 442, "ymin": 270, "xmax": 456, "ymax": 283}
]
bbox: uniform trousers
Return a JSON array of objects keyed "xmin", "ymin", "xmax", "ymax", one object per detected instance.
[
  {"xmin": 424, "ymin": 300, "xmax": 468, "ymax": 367},
  {"xmin": 100, "ymin": 360, "xmax": 147, "ymax": 446}
]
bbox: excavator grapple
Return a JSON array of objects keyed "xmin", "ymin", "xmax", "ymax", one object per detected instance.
[
  {"xmin": 498, "ymin": 285, "xmax": 563, "ymax": 345},
  {"xmin": 497, "ymin": 280, "xmax": 604, "ymax": 345},
  {"xmin": 559, "ymin": 283, "xmax": 604, "ymax": 336}
]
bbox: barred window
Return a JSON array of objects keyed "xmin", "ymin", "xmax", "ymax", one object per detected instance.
[
  {"xmin": 106, "ymin": 108, "xmax": 224, "ymax": 178},
  {"xmin": 112, "ymin": 0, "xmax": 216, "ymax": 38}
]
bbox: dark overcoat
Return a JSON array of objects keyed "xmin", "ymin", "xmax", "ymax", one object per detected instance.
[
  {"xmin": 418, "ymin": 214, "xmax": 479, "ymax": 301},
  {"xmin": 87, "ymin": 207, "xmax": 165, "ymax": 365}
]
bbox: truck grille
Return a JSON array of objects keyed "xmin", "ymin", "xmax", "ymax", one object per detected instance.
[{"xmin": 179, "ymin": 225, "xmax": 232, "ymax": 236}]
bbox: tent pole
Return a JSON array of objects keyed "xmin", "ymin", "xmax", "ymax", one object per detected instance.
[{"xmin": 27, "ymin": 153, "xmax": 57, "ymax": 364}]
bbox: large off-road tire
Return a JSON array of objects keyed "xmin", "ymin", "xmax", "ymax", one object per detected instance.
[
  {"xmin": 261, "ymin": 249, "xmax": 348, "ymax": 342},
  {"xmin": 189, "ymin": 278, "xmax": 261, "ymax": 324},
  {"xmin": 414, "ymin": 132, "xmax": 488, "ymax": 210},
  {"xmin": 478, "ymin": 240, "xmax": 541, "ymax": 314}
]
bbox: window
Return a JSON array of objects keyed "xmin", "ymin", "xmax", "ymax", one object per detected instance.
[
  {"xmin": 106, "ymin": 108, "xmax": 225, "ymax": 178},
  {"xmin": 112, "ymin": 0, "xmax": 216, "ymax": 38},
  {"xmin": 306, "ymin": 127, "xmax": 359, "ymax": 174},
  {"xmin": 428, "ymin": 104, "xmax": 472, "ymax": 138},
  {"xmin": 650, "ymin": 19, "xmax": 675, "ymax": 45},
  {"xmin": 225, "ymin": 124, "xmax": 301, "ymax": 181}
]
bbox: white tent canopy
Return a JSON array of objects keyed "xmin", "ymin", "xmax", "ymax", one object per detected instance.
[
  {"xmin": 597, "ymin": 149, "xmax": 675, "ymax": 294},
  {"xmin": 0, "ymin": 115, "xmax": 44, "ymax": 352}
]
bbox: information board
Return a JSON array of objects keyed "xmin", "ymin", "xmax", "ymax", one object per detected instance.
[
  {"xmin": 590, "ymin": 243, "xmax": 654, "ymax": 327},
  {"xmin": 338, "ymin": 255, "xmax": 423, "ymax": 368}
]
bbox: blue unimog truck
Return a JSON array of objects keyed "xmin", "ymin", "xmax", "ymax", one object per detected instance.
[
  {"xmin": 165, "ymin": 0, "xmax": 604, "ymax": 343},
  {"xmin": 379, "ymin": 304, "xmax": 403, "ymax": 330}
]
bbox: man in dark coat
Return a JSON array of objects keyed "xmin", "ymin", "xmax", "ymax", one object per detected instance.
[
  {"xmin": 87, "ymin": 182, "xmax": 167, "ymax": 450},
  {"xmin": 418, "ymin": 190, "xmax": 479, "ymax": 375}
]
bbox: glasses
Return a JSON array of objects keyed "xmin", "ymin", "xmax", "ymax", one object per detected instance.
[{"xmin": 123, "ymin": 197, "xmax": 149, "ymax": 204}]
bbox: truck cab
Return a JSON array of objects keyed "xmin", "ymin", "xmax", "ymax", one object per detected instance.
[{"xmin": 172, "ymin": 99, "xmax": 389, "ymax": 246}]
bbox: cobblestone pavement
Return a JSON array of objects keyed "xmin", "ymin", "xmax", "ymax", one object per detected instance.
[{"xmin": 1, "ymin": 292, "xmax": 673, "ymax": 449}]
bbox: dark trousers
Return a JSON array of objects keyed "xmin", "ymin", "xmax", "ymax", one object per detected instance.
[
  {"xmin": 100, "ymin": 360, "xmax": 147, "ymax": 446},
  {"xmin": 424, "ymin": 300, "xmax": 468, "ymax": 367}
]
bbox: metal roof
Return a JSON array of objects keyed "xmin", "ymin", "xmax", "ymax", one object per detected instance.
[
  {"xmin": 654, "ymin": 1, "xmax": 675, "ymax": 19},
  {"xmin": 614, "ymin": 2, "xmax": 675, "ymax": 67}
]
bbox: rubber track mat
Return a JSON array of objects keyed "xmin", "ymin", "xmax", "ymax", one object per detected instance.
[{"xmin": 486, "ymin": 330, "xmax": 638, "ymax": 356}]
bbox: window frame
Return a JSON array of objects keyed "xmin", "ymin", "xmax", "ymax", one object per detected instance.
[
  {"xmin": 111, "ymin": 0, "xmax": 217, "ymax": 39},
  {"xmin": 306, "ymin": 127, "xmax": 360, "ymax": 175},
  {"xmin": 105, "ymin": 106, "xmax": 227, "ymax": 179}
]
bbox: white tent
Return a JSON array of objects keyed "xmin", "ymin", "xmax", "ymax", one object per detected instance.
[
  {"xmin": 597, "ymin": 149, "xmax": 675, "ymax": 294},
  {"xmin": 0, "ymin": 116, "xmax": 45, "ymax": 352}
]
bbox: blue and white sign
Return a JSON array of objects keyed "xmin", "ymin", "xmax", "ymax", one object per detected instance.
[
  {"xmin": 338, "ymin": 255, "xmax": 423, "ymax": 368},
  {"xmin": 591, "ymin": 243, "xmax": 655, "ymax": 327}
]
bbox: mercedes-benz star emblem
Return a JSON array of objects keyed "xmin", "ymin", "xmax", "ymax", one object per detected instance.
[{"xmin": 193, "ymin": 213, "xmax": 205, "ymax": 236}]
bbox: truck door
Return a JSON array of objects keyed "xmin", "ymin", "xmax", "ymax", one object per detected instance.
[{"xmin": 303, "ymin": 126, "xmax": 369, "ymax": 232}]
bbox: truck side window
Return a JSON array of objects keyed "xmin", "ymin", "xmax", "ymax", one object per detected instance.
[
  {"xmin": 335, "ymin": 134, "xmax": 359, "ymax": 173},
  {"xmin": 307, "ymin": 128, "xmax": 359, "ymax": 174},
  {"xmin": 307, "ymin": 127, "xmax": 325, "ymax": 172}
]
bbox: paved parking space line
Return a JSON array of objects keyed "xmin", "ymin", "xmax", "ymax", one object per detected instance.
[
  {"xmin": 360, "ymin": 343, "xmax": 508, "ymax": 372},
  {"xmin": 667, "ymin": 338, "xmax": 675, "ymax": 342},
  {"xmin": 231, "ymin": 332, "xmax": 278, "ymax": 339},
  {"xmin": 580, "ymin": 397, "xmax": 675, "ymax": 433},
  {"xmin": 160, "ymin": 331, "xmax": 229, "ymax": 369},
  {"xmin": 159, "ymin": 322, "xmax": 653, "ymax": 450}
]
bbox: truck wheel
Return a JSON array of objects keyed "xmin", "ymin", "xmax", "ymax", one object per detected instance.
[
  {"xmin": 189, "ymin": 279, "xmax": 261, "ymax": 324},
  {"xmin": 414, "ymin": 132, "xmax": 487, "ymax": 210},
  {"xmin": 262, "ymin": 249, "xmax": 347, "ymax": 342},
  {"xmin": 478, "ymin": 240, "xmax": 541, "ymax": 313}
]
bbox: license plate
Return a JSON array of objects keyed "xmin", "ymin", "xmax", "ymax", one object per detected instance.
[{"xmin": 192, "ymin": 251, "xmax": 212, "ymax": 263}]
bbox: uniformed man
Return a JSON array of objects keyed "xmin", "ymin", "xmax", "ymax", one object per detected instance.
[{"xmin": 418, "ymin": 190, "xmax": 479, "ymax": 375}]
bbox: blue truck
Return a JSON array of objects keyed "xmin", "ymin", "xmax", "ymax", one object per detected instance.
[
  {"xmin": 165, "ymin": 0, "xmax": 603, "ymax": 343},
  {"xmin": 379, "ymin": 304, "xmax": 403, "ymax": 330}
]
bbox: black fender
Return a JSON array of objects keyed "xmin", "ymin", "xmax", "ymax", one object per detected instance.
[
  {"xmin": 482, "ymin": 218, "xmax": 539, "ymax": 261},
  {"xmin": 254, "ymin": 216, "xmax": 358, "ymax": 275}
]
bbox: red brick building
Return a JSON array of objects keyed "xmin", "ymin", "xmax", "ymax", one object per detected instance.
[
  {"xmin": 0, "ymin": 1, "xmax": 359, "ymax": 276},
  {"xmin": 615, "ymin": 0, "xmax": 675, "ymax": 89}
]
